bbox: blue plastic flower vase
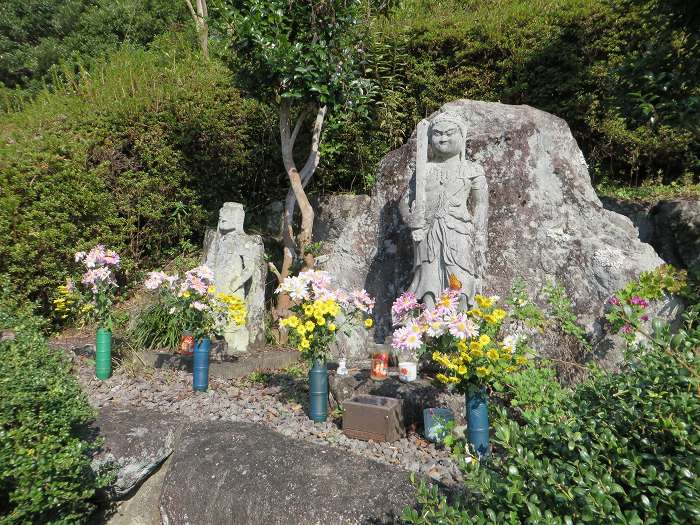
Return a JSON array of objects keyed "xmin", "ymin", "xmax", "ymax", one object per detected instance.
[{"xmin": 193, "ymin": 337, "xmax": 211, "ymax": 392}]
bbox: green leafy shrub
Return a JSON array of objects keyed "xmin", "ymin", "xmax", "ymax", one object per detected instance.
[
  {"xmin": 404, "ymin": 308, "xmax": 700, "ymax": 525},
  {"xmin": 327, "ymin": 0, "xmax": 699, "ymax": 192},
  {"xmin": 0, "ymin": 0, "xmax": 189, "ymax": 97},
  {"xmin": 0, "ymin": 35, "xmax": 276, "ymax": 315},
  {"xmin": 0, "ymin": 278, "xmax": 106, "ymax": 524}
]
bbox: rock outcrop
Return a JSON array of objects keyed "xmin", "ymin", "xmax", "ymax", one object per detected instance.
[
  {"xmin": 602, "ymin": 196, "xmax": 700, "ymax": 270},
  {"xmin": 159, "ymin": 421, "xmax": 415, "ymax": 525},
  {"xmin": 91, "ymin": 407, "xmax": 184, "ymax": 498},
  {"xmin": 315, "ymin": 100, "xmax": 663, "ymax": 363}
]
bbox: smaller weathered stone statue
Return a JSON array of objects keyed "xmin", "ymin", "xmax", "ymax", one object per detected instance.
[
  {"xmin": 400, "ymin": 112, "xmax": 489, "ymax": 308},
  {"xmin": 204, "ymin": 202, "xmax": 266, "ymax": 354}
]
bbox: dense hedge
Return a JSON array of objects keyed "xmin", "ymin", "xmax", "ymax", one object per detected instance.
[
  {"xmin": 0, "ymin": 278, "xmax": 104, "ymax": 524},
  {"xmin": 0, "ymin": 36, "xmax": 277, "ymax": 312},
  {"xmin": 325, "ymin": 0, "xmax": 699, "ymax": 190},
  {"xmin": 0, "ymin": 0, "xmax": 188, "ymax": 101}
]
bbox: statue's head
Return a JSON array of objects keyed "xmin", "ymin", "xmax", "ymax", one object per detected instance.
[
  {"xmin": 429, "ymin": 112, "xmax": 468, "ymax": 159},
  {"xmin": 218, "ymin": 202, "xmax": 245, "ymax": 234}
]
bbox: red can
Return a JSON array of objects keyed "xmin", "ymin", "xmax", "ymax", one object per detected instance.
[
  {"xmin": 371, "ymin": 351, "xmax": 389, "ymax": 381},
  {"xmin": 180, "ymin": 332, "xmax": 194, "ymax": 356}
]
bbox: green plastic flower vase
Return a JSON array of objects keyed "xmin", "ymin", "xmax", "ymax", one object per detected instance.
[
  {"xmin": 308, "ymin": 360, "xmax": 328, "ymax": 422},
  {"xmin": 95, "ymin": 328, "xmax": 112, "ymax": 380}
]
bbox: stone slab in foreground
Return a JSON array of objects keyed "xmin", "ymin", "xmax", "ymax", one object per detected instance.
[
  {"xmin": 92, "ymin": 407, "xmax": 185, "ymax": 498},
  {"xmin": 160, "ymin": 421, "xmax": 415, "ymax": 525}
]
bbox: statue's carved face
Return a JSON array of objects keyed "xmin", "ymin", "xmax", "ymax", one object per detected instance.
[
  {"xmin": 218, "ymin": 206, "xmax": 244, "ymax": 234},
  {"xmin": 430, "ymin": 121, "xmax": 463, "ymax": 158}
]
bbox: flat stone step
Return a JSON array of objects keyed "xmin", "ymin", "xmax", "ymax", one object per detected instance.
[
  {"xmin": 159, "ymin": 421, "xmax": 415, "ymax": 525},
  {"xmin": 135, "ymin": 350, "xmax": 300, "ymax": 379}
]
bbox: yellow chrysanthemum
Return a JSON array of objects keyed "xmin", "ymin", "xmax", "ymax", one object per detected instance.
[
  {"xmin": 457, "ymin": 365, "xmax": 468, "ymax": 375},
  {"xmin": 476, "ymin": 366, "xmax": 490, "ymax": 377},
  {"xmin": 300, "ymin": 338, "xmax": 310, "ymax": 349},
  {"xmin": 467, "ymin": 308, "xmax": 483, "ymax": 318},
  {"xmin": 316, "ymin": 316, "xmax": 326, "ymax": 326},
  {"xmin": 435, "ymin": 373, "xmax": 450, "ymax": 384},
  {"xmin": 365, "ymin": 318, "xmax": 374, "ymax": 328},
  {"xmin": 486, "ymin": 349, "xmax": 499, "ymax": 361},
  {"xmin": 516, "ymin": 356, "xmax": 527, "ymax": 366},
  {"xmin": 328, "ymin": 323, "xmax": 337, "ymax": 332},
  {"xmin": 479, "ymin": 334, "xmax": 491, "ymax": 345},
  {"xmin": 456, "ymin": 340, "xmax": 468, "ymax": 352},
  {"xmin": 492, "ymin": 309, "xmax": 507, "ymax": 321},
  {"xmin": 471, "ymin": 347, "xmax": 484, "ymax": 358},
  {"xmin": 474, "ymin": 294, "xmax": 494, "ymax": 308},
  {"xmin": 305, "ymin": 320, "xmax": 315, "ymax": 331}
]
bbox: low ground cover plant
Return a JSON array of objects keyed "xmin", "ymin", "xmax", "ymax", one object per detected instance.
[
  {"xmin": 0, "ymin": 278, "xmax": 107, "ymax": 524},
  {"xmin": 404, "ymin": 269, "xmax": 700, "ymax": 524}
]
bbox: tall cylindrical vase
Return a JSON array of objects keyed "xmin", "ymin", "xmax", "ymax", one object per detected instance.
[
  {"xmin": 467, "ymin": 388, "xmax": 490, "ymax": 458},
  {"xmin": 95, "ymin": 327, "xmax": 112, "ymax": 380},
  {"xmin": 308, "ymin": 360, "xmax": 328, "ymax": 422},
  {"xmin": 193, "ymin": 337, "xmax": 211, "ymax": 392}
]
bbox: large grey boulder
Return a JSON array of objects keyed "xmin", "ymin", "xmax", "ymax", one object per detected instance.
[
  {"xmin": 159, "ymin": 421, "xmax": 415, "ymax": 525},
  {"xmin": 92, "ymin": 407, "xmax": 184, "ymax": 499},
  {"xmin": 650, "ymin": 199, "xmax": 700, "ymax": 269},
  {"xmin": 601, "ymin": 197, "xmax": 700, "ymax": 270},
  {"xmin": 316, "ymin": 99, "xmax": 663, "ymax": 363}
]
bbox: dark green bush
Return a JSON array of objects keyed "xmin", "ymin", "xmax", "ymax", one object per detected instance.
[
  {"xmin": 0, "ymin": 35, "xmax": 278, "ymax": 314},
  {"xmin": 0, "ymin": 278, "xmax": 105, "ymax": 524},
  {"xmin": 322, "ymin": 0, "xmax": 699, "ymax": 191},
  {"xmin": 0, "ymin": 0, "xmax": 188, "ymax": 97},
  {"xmin": 404, "ymin": 309, "xmax": 700, "ymax": 524}
]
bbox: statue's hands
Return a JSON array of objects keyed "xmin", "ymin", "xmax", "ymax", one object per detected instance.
[{"xmin": 411, "ymin": 228, "xmax": 426, "ymax": 243}]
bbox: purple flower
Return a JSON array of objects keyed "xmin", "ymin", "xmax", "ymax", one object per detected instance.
[
  {"xmin": 629, "ymin": 296, "xmax": 649, "ymax": 309},
  {"xmin": 608, "ymin": 296, "xmax": 621, "ymax": 306},
  {"xmin": 620, "ymin": 324, "xmax": 634, "ymax": 334},
  {"xmin": 641, "ymin": 315, "xmax": 649, "ymax": 322}
]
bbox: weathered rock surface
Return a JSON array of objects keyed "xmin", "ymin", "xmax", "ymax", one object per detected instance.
[
  {"xmin": 330, "ymin": 371, "xmax": 465, "ymax": 426},
  {"xmin": 159, "ymin": 421, "xmax": 415, "ymax": 525},
  {"xmin": 106, "ymin": 457, "xmax": 171, "ymax": 525},
  {"xmin": 316, "ymin": 99, "xmax": 663, "ymax": 363},
  {"xmin": 602, "ymin": 197, "xmax": 700, "ymax": 270},
  {"xmin": 92, "ymin": 407, "xmax": 184, "ymax": 498}
]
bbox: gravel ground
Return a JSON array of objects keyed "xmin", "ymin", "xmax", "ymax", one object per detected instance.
[{"xmin": 72, "ymin": 354, "xmax": 465, "ymax": 487}]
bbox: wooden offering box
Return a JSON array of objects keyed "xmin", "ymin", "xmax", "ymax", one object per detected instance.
[{"xmin": 343, "ymin": 395, "xmax": 405, "ymax": 442}]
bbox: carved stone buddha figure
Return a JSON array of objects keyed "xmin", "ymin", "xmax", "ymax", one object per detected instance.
[{"xmin": 399, "ymin": 112, "xmax": 489, "ymax": 309}]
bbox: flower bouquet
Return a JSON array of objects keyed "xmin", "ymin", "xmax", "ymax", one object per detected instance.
[
  {"xmin": 54, "ymin": 245, "xmax": 121, "ymax": 380},
  {"xmin": 391, "ymin": 284, "xmax": 528, "ymax": 457},
  {"xmin": 144, "ymin": 266, "xmax": 246, "ymax": 391},
  {"xmin": 276, "ymin": 270, "xmax": 375, "ymax": 422}
]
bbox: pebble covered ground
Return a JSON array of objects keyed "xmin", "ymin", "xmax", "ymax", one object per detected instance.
[{"xmin": 72, "ymin": 354, "xmax": 465, "ymax": 487}]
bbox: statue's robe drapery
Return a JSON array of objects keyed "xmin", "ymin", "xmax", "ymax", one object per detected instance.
[{"xmin": 404, "ymin": 159, "xmax": 488, "ymax": 307}]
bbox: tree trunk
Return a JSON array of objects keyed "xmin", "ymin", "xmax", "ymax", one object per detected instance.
[
  {"xmin": 274, "ymin": 101, "xmax": 327, "ymax": 316},
  {"xmin": 185, "ymin": 0, "xmax": 209, "ymax": 59}
]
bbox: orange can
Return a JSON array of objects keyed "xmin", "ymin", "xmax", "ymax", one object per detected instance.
[
  {"xmin": 180, "ymin": 331, "xmax": 195, "ymax": 356},
  {"xmin": 371, "ymin": 351, "xmax": 389, "ymax": 380}
]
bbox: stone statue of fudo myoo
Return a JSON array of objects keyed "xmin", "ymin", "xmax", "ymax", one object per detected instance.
[{"xmin": 399, "ymin": 111, "xmax": 489, "ymax": 308}]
